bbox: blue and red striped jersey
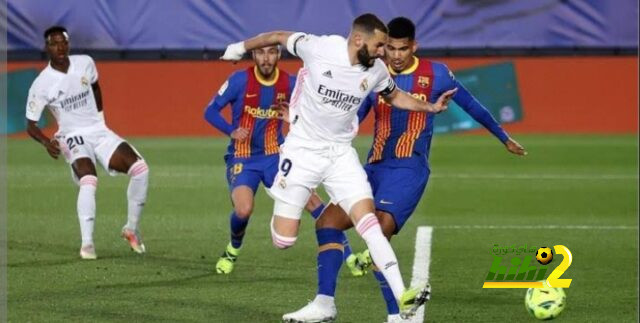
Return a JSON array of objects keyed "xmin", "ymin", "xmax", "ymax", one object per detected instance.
[
  {"xmin": 359, "ymin": 57, "xmax": 508, "ymax": 166},
  {"xmin": 205, "ymin": 66, "xmax": 294, "ymax": 159}
]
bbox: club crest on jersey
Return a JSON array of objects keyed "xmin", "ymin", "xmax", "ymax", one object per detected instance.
[
  {"xmin": 276, "ymin": 92, "xmax": 286, "ymax": 102},
  {"xmin": 81, "ymin": 77, "xmax": 89, "ymax": 87},
  {"xmin": 418, "ymin": 76, "xmax": 430, "ymax": 88},
  {"xmin": 360, "ymin": 79, "xmax": 368, "ymax": 92}
]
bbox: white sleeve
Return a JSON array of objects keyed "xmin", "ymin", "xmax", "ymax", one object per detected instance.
[
  {"xmin": 86, "ymin": 56, "xmax": 98, "ymax": 83},
  {"xmin": 25, "ymin": 84, "xmax": 48, "ymax": 122},
  {"xmin": 286, "ymin": 32, "xmax": 317, "ymax": 60},
  {"xmin": 372, "ymin": 61, "xmax": 396, "ymax": 96}
]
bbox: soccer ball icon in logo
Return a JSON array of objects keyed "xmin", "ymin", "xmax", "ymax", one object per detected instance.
[
  {"xmin": 525, "ymin": 286, "xmax": 566, "ymax": 320},
  {"xmin": 536, "ymin": 247, "xmax": 553, "ymax": 265}
]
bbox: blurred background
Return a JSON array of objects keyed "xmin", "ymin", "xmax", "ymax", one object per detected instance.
[{"xmin": 5, "ymin": 0, "xmax": 638, "ymax": 137}]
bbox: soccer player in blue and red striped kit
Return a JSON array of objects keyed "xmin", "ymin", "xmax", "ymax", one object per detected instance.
[
  {"xmin": 204, "ymin": 45, "xmax": 364, "ymax": 275},
  {"xmin": 310, "ymin": 17, "xmax": 527, "ymax": 322}
]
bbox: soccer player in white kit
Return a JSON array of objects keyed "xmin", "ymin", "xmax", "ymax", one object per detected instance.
[
  {"xmin": 25, "ymin": 26, "xmax": 149, "ymax": 260},
  {"xmin": 221, "ymin": 14, "xmax": 456, "ymax": 321}
]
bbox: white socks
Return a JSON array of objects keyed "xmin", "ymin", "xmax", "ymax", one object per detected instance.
[
  {"xmin": 77, "ymin": 175, "xmax": 97, "ymax": 246},
  {"xmin": 355, "ymin": 213, "xmax": 405, "ymax": 300},
  {"xmin": 125, "ymin": 160, "xmax": 149, "ymax": 231},
  {"xmin": 75, "ymin": 160, "xmax": 148, "ymax": 247}
]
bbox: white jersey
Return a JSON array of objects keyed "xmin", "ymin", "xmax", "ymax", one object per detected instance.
[
  {"xmin": 26, "ymin": 55, "xmax": 106, "ymax": 135},
  {"xmin": 286, "ymin": 33, "xmax": 396, "ymax": 144}
]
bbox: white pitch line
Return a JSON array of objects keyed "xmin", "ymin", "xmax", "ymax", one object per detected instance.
[
  {"xmin": 409, "ymin": 226, "xmax": 433, "ymax": 323},
  {"xmin": 435, "ymin": 224, "xmax": 638, "ymax": 230}
]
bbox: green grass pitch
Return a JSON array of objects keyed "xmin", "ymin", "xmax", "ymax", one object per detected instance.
[{"xmin": 6, "ymin": 134, "xmax": 638, "ymax": 322}]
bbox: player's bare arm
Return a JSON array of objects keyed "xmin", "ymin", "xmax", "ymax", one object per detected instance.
[
  {"xmin": 383, "ymin": 87, "xmax": 457, "ymax": 113},
  {"xmin": 91, "ymin": 81, "xmax": 103, "ymax": 112},
  {"xmin": 26, "ymin": 120, "xmax": 60, "ymax": 159},
  {"xmin": 221, "ymin": 31, "xmax": 294, "ymax": 61}
]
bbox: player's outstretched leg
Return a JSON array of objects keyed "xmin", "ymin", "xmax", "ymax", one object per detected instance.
[
  {"xmin": 356, "ymin": 212, "xmax": 429, "ymax": 318},
  {"xmin": 351, "ymin": 203, "xmax": 405, "ymax": 299}
]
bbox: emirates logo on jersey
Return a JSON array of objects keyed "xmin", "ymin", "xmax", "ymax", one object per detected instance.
[
  {"xmin": 360, "ymin": 78, "xmax": 368, "ymax": 92},
  {"xmin": 59, "ymin": 90, "xmax": 91, "ymax": 112},
  {"xmin": 317, "ymin": 84, "xmax": 362, "ymax": 111}
]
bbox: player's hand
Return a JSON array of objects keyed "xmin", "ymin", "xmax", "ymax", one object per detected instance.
[
  {"xmin": 272, "ymin": 101, "xmax": 290, "ymax": 122},
  {"xmin": 45, "ymin": 139, "xmax": 61, "ymax": 159},
  {"xmin": 230, "ymin": 127, "xmax": 250, "ymax": 140},
  {"xmin": 432, "ymin": 88, "xmax": 458, "ymax": 113},
  {"xmin": 505, "ymin": 138, "xmax": 527, "ymax": 156},
  {"xmin": 220, "ymin": 41, "xmax": 246, "ymax": 62}
]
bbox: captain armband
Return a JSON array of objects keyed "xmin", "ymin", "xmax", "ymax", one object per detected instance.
[{"xmin": 379, "ymin": 78, "xmax": 397, "ymax": 97}]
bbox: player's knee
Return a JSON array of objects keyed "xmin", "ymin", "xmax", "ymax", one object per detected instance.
[
  {"xmin": 270, "ymin": 215, "xmax": 298, "ymax": 249},
  {"xmin": 78, "ymin": 175, "xmax": 98, "ymax": 188},
  {"xmin": 270, "ymin": 226, "xmax": 297, "ymax": 249},
  {"xmin": 127, "ymin": 159, "xmax": 149, "ymax": 178},
  {"xmin": 234, "ymin": 204, "xmax": 253, "ymax": 219}
]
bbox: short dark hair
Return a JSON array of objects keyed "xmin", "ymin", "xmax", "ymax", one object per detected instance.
[
  {"xmin": 44, "ymin": 26, "xmax": 68, "ymax": 41},
  {"xmin": 352, "ymin": 13, "xmax": 388, "ymax": 34},
  {"xmin": 388, "ymin": 17, "xmax": 415, "ymax": 41}
]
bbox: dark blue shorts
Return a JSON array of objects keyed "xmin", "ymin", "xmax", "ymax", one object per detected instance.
[
  {"xmin": 364, "ymin": 162, "xmax": 430, "ymax": 234},
  {"xmin": 225, "ymin": 154, "xmax": 279, "ymax": 193}
]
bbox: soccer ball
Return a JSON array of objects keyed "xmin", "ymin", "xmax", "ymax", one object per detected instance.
[
  {"xmin": 525, "ymin": 286, "xmax": 566, "ymax": 320},
  {"xmin": 536, "ymin": 247, "xmax": 553, "ymax": 265}
]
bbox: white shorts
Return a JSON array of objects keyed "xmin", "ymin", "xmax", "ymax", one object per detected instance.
[
  {"xmin": 268, "ymin": 139, "xmax": 373, "ymax": 219},
  {"xmin": 56, "ymin": 127, "xmax": 126, "ymax": 177}
]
